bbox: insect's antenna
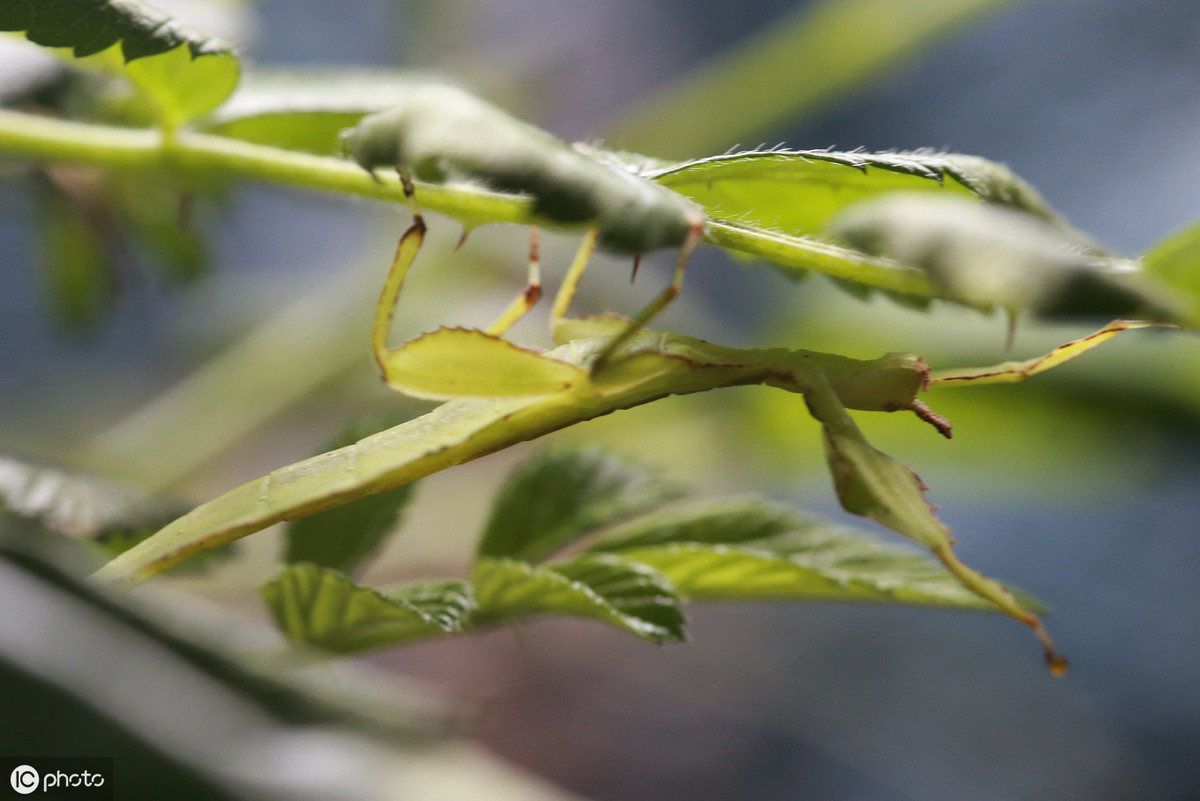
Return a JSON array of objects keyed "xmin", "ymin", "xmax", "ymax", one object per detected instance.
[
  {"xmin": 630, "ymin": 255, "xmax": 641, "ymax": 284},
  {"xmin": 593, "ymin": 217, "xmax": 705, "ymax": 371}
]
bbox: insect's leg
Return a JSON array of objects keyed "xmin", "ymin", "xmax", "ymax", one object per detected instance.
[
  {"xmin": 549, "ymin": 228, "xmax": 601, "ymax": 331},
  {"xmin": 593, "ymin": 218, "xmax": 705, "ymax": 371},
  {"xmin": 485, "ymin": 227, "xmax": 544, "ymax": 336},
  {"xmin": 371, "ymin": 170, "xmax": 428, "ymax": 378}
]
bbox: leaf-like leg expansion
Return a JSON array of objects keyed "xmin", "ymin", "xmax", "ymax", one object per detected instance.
[
  {"xmin": 931, "ymin": 319, "xmax": 1155, "ymax": 386},
  {"xmin": 486, "ymin": 227, "xmax": 543, "ymax": 336},
  {"xmin": 551, "ymin": 229, "xmax": 601, "ymax": 344},
  {"xmin": 593, "ymin": 218, "xmax": 705, "ymax": 371},
  {"xmin": 802, "ymin": 364, "xmax": 1065, "ymax": 674}
]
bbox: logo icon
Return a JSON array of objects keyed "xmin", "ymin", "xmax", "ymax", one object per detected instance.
[{"xmin": 10, "ymin": 765, "xmax": 38, "ymax": 795}]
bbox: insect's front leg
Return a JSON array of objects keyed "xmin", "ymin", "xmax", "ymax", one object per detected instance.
[
  {"xmin": 374, "ymin": 179, "xmax": 432, "ymax": 381},
  {"xmin": 371, "ymin": 168, "xmax": 427, "ymax": 379}
]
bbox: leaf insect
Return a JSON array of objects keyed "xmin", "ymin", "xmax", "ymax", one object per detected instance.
[{"xmin": 339, "ymin": 82, "xmax": 706, "ymax": 396}]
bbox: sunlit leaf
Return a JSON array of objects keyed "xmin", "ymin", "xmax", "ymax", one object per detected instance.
[
  {"xmin": 472, "ymin": 555, "xmax": 685, "ymax": 642},
  {"xmin": 588, "ymin": 497, "xmax": 1004, "ymax": 609},
  {"xmin": 261, "ymin": 564, "xmax": 470, "ymax": 653},
  {"xmin": 477, "ymin": 446, "xmax": 684, "ymax": 563},
  {"xmin": 647, "ymin": 148, "xmax": 1066, "ymax": 235},
  {"xmin": 1, "ymin": 0, "xmax": 240, "ymax": 126}
]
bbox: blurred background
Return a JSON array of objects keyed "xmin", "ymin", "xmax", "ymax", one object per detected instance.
[{"xmin": 2, "ymin": 1, "xmax": 1200, "ymax": 799}]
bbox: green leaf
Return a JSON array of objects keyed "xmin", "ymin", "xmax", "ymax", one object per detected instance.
[
  {"xmin": 381, "ymin": 327, "xmax": 586, "ymax": 400},
  {"xmin": 648, "ymin": 148, "xmax": 1066, "ymax": 235},
  {"xmin": 284, "ymin": 417, "xmax": 418, "ymax": 576},
  {"xmin": 0, "ymin": 0, "xmax": 228, "ymax": 61},
  {"xmin": 1, "ymin": 0, "xmax": 240, "ymax": 127},
  {"xmin": 1143, "ymin": 218, "xmax": 1200, "ymax": 327},
  {"xmin": 829, "ymin": 194, "xmax": 1182, "ymax": 322},
  {"xmin": 261, "ymin": 564, "xmax": 471, "ymax": 654},
  {"xmin": 588, "ymin": 497, "xmax": 1005, "ymax": 610},
  {"xmin": 477, "ymin": 446, "xmax": 685, "ymax": 563},
  {"xmin": 472, "ymin": 555, "xmax": 685, "ymax": 643},
  {"xmin": 205, "ymin": 69, "xmax": 446, "ymax": 155}
]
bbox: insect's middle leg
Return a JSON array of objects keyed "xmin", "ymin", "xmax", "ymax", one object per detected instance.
[
  {"xmin": 592, "ymin": 218, "xmax": 705, "ymax": 371},
  {"xmin": 485, "ymin": 227, "xmax": 543, "ymax": 336}
]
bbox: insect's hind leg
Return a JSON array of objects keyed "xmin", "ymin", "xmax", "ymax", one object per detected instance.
[
  {"xmin": 485, "ymin": 227, "xmax": 543, "ymax": 336},
  {"xmin": 592, "ymin": 218, "xmax": 704, "ymax": 371},
  {"xmin": 371, "ymin": 169, "xmax": 428, "ymax": 378}
]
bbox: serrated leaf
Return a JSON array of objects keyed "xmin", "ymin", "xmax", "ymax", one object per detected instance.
[
  {"xmin": 0, "ymin": 0, "xmax": 229, "ymax": 61},
  {"xmin": 830, "ymin": 194, "xmax": 1182, "ymax": 322},
  {"xmin": 472, "ymin": 555, "xmax": 685, "ymax": 642},
  {"xmin": 1, "ymin": 0, "xmax": 240, "ymax": 126},
  {"xmin": 587, "ymin": 497, "xmax": 1005, "ymax": 610},
  {"xmin": 1143, "ymin": 218, "xmax": 1200, "ymax": 328},
  {"xmin": 477, "ymin": 446, "xmax": 685, "ymax": 563},
  {"xmin": 261, "ymin": 564, "xmax": 471, "ymax": 654},
  {"xmin": 284, "ymin": 417, "xmax": 418, "ymax": 577},
  {"xmin": 381, "ymin": 327, "xmax": 586, "ymax": 400},
  {"xmin": 647, "ymin": 148, "xmax": 1067, "ymax": 236},
  {"xmin": 205, "ymin": 69, "xmax": 448, "ymax": 155}
]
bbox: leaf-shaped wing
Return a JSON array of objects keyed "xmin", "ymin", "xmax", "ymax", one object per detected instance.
[{"xmin": 380, "ymin": 327, "xmax": 586, "ymax": 400}]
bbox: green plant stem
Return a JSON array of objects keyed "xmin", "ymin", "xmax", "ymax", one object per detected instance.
[
  {"xmin": 0, "ymin": 109, "xmax": 939, "ymax": 297},
  {"xmin": 0, "ymin": 109, "xmax": 533, "ymax": 228}
]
